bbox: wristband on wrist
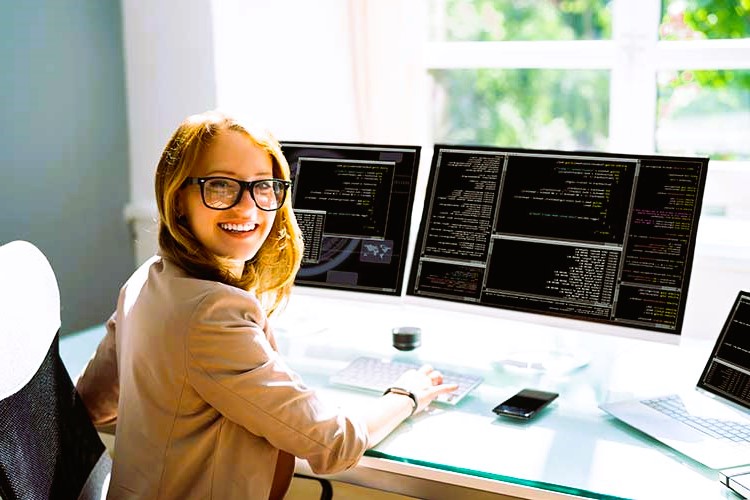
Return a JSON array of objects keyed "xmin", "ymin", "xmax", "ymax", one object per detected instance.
[{"xmin": 383, "ymin": 386, "xmax": 418, "ymax": 417}]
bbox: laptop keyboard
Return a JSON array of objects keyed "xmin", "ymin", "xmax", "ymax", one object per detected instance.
[
  {"xmin": 330, "ymin": 356, "xmax": 483, "ymax": 405},
  {"xmin": 643, "ymin": 394, "xmax": 750, "ymax": 442}
]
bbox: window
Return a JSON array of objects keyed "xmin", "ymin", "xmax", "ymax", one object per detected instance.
[{"xmin": 426, "ymin": 0, "xmax": 750, "ymax": 223}]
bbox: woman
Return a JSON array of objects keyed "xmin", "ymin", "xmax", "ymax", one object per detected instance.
[{"xmin": 76, "ymin": 110, "xmax": 456, "ymax": 499}]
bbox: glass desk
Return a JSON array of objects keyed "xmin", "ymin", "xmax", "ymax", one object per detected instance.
[
  {"xmin": 61, "ymin": 290, "xmax": 741, "ymax": 500},
  {"xmin": 273, "ymin": 291, "xmax": 739, "ymax": 500}
]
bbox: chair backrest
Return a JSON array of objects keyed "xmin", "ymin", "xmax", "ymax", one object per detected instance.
[{"xmin": 0, "ymin": 240, "xmax": 111, "ymax": 500}]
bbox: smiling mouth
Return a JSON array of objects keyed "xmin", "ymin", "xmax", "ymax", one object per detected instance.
[{"xmin": 219, "ymin": 222, "xmax": 257, "ymax": 233}]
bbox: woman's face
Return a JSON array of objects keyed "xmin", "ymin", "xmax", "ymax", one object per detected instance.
[{"xmin": 181, "ymin": 130, "xmax": 277, "ymax": 276}]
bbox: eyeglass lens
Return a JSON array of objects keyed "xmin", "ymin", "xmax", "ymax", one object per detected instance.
[{"xmin": 202, "ymin": 178, "xmax": 286, "ymax": 210}]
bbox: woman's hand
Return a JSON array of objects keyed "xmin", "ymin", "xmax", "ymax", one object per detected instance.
[
  {"xmin": 391, "ymin": 364, "xmax": 459, "ymax": 415},
  {"xmin": 366, "ymin": 364, "xmax": 461, "ymax": 447}
]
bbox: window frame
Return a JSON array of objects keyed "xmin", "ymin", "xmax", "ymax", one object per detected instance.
[{"xmin": 425, "ymin": 0, "xmax": 750, "ymax": 152}]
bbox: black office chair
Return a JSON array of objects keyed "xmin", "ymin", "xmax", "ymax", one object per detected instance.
[{"xmin": 0, "ymin": 240, "xmax": 111, "ymax": 500}]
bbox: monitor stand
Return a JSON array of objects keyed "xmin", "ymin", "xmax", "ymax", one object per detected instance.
[{"xmin": 492, "ymin": 348, "xmax": 590, "ymax": 375}]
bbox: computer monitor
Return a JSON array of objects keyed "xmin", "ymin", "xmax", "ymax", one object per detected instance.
[
  {"xmin": 406, "ymin": 145, "xmax": 709, "ymax": 357},
  {"xmin": 282, "ymin": 141, "xmax": 421, "ymax": 296}
]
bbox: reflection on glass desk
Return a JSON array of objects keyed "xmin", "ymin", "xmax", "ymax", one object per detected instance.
[{"xmin": 61, "ymin": 291, "xmax": 739, "ymax": 500}]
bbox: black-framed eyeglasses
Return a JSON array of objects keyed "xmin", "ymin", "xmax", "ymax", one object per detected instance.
[{"xmin": 183, "ymin": 177, "xmax": 291, "ymax": 211}]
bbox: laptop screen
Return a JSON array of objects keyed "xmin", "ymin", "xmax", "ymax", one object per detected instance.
[{"xmin": 698, "ymin": 291, "xmax": 750, "ymax": 410}]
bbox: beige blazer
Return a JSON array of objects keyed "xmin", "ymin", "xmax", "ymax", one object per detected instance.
[{"xmin": 76, "ymin": 256, "xmax": 369, "ymax": 499}]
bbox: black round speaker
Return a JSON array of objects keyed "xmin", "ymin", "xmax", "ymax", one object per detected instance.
[{"xmin": 392, "ymin": 326, "xmax": 422, "ymax": 351}]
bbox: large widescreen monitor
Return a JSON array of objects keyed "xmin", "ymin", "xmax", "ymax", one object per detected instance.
[
  {"xmin": 282, "ymin": 141, "xmax": 421, "ymax": 296},
  {"xmin": 407, "ymin": 145, "xmax": 709, "ymax": 340}
]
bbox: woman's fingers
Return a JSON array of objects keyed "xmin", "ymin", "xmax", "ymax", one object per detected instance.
[
  {"xmin": 417, "ymin": 364, "xmax": 433, "ymax": 375},
  {"xmin": 416, "ymin": 364, "xmax": 450, "ymax": 386}
]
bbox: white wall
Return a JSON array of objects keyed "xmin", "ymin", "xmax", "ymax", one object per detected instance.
[{"xmin": 121, "ymin": 0, "xmax": 218, "ymax": 264}]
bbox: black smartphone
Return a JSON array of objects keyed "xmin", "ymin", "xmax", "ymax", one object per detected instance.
[{"xmin": 492, "ymin": 389, "xmax": 559, "ymax": 419}]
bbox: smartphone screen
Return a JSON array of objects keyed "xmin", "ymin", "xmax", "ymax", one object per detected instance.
[{"xmin": 492, "ymin": 389, "xmax": 559, "ymax": 419}]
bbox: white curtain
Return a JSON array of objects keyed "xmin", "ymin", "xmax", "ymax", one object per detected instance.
[{"xmin": 346, "ymin": 0, "xmax": 429, "ymax": 144}]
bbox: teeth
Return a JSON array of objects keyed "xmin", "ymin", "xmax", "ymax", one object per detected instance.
[{"xmin": 220, "ymin": 222, "xmax": 256, "ymax": 232}]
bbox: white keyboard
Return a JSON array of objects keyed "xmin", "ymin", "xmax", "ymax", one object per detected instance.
[{"xmin": 330, "ymin": 356, "xmax": 483, "ymax": 405}]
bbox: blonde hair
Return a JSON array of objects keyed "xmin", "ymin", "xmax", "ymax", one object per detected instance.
[{"xmin": 155, "ymin": 110, "xmax": 304, "ymax": 315}]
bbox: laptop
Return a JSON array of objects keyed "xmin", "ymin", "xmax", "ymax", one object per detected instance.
[{"xmin": 600, "ymin": 290, "xmax": 750, "ymax": 470}]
